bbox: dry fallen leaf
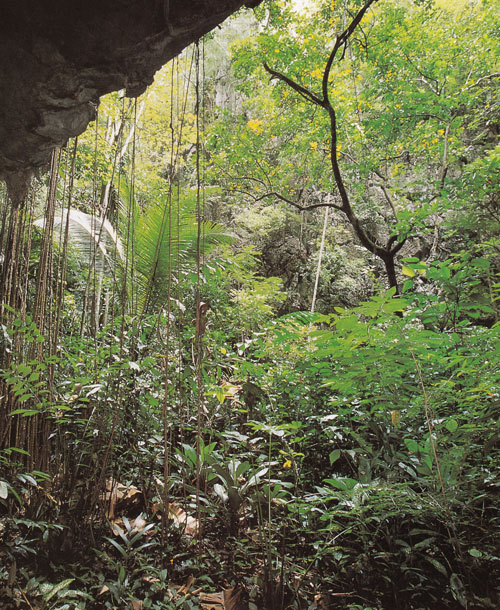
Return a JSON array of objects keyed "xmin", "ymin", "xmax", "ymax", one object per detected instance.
[
  {"xmin": 131, "ymin": 515, "xmax": 147, "ymax": 534},
  {"xmin": 224, "ymin": 586, "xmax": 246, "ymax": 610},
  {"xmin": 220, "ymin": 381, "xmax": 243, "ymax": 399},
  {"xmin": 169, "ymin": 504, "xmax": 199, "ymax": 536},
  {"xmin": 131, "ymin": 600, "xmax": 143, "ymax": 610},
  {"xmin": 103, "ymin": 479, "xmax": 143, "ymax": 519},
  {"xmin": 110, "ymin": 518, "xmax": 125, "ymax": 535},
  {"xmin": 200, "ymin": 591, "xmax": 224, "ymax": 609},
  {"xmin": 177, "ymin": 575, "xmax": 195, "ymax": 596}
]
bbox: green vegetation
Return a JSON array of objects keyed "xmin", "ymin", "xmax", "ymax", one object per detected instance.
[{"xmin": 1, "ymin": 1, "xmax": 499, "ymax": 608}]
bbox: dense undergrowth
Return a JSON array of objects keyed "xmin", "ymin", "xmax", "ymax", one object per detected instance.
[{"xmin": 1, "ymin": 271, "xmax": 500, "ymax": 609}]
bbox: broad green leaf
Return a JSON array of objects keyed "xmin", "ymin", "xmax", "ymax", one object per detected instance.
[
  {"xmin": 324, "ymin": 477, "xmax": 358, "ymax": 491},
  {"xmin": 445, "ymin": 419, "xmax": 458, "ymax": 433},
  {"xmin": 42, "ymin": 579, "xmax": 75, "ymax": 602},
  {"xmin": 329, "ymin": 449, "xmax": 341, "ymax": 465}
]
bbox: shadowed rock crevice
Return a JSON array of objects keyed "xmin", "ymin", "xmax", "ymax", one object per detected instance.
[{"xmin": 0, "ymin": 0, "xmax": 259, "ymax": 205}]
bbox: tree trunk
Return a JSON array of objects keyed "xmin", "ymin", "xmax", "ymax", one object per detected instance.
[{"xmin": 382, "ymin": 252, "xmax": 399, "ymax": 294}]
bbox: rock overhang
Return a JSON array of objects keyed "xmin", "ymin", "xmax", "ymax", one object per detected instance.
[{"xmin": 0, "ymin": 0, "xmax": 262, "ymax": 204}]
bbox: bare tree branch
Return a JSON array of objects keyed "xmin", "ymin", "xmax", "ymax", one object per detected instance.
[
  {"xmin": 403, "ymin": 50, "xmax": 441, "ymax": 94},
  {"xmin": 322, "ymin": 0, "xmax": 378, "ymax": 106},
  {"xmin": 465, "ymin": 72, "xmax": 500, "ymax": 90},
  {"xmin": 253, "ymin": 191, "xmax": 343, "ymax": 212},
  {"xmin": 262, "ymin": 0, "xmax": 409, "ymax": 292},
  {"xmin": 438, "ymin": 123, "xmax": 450, "ymax": 186},
  {"xmin": 374, "ymin": 181, "xmax": 398, "ymax": 220},
  {"xmin": 228, "ymin": 174, "xmax": 269, "ymax": 188},
  {"xmin": 263, "ymin": 63, "xmax": 324, "ymax": 107},
  {"xmin": 388, "ymin": 234, "xmax": 406, "ymax": 255}
]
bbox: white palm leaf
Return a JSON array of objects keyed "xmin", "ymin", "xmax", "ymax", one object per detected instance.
[{"xmin": 34, "ymin": 209, "xmax": 124, "ymax": 270}]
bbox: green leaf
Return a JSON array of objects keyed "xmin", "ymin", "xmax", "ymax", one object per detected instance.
[
  {"xmin": 0, "ymin": 481, "xmax": 8, "ymax": 499},
  {"xmin": 214, "ymin": 483, "xmax": 228, "ymax": 503},
  {"xmin": 425, "ymin": 556, "xmax": 448, "ymax": 576},
  {"xmin": 236, "ymin": 461, "xmax": 251, "ymax": 479},
  {"xmin": 105, "ymin": 537, "xmax": 127, "ymax": 557},
  {"xmin": 42, "ymin": 578, "xmax": 75, "ymax": 602},
  {"xmin": 18, "ymin": 474, "xmax": 37, "ymax": 486},
  {"xmin": 227, "ymin": 487, "xmax": 243, "ymax": 511},
  {"xmin": 324, "ymin": 477, "xmax": 358, "ymax": 491},
  {"xmin": 402, "ymin": 279, "xmax": 414, "ymax": 293},
  {"xmin": 445, "ymin": 419, "xmax": 458, "ymax": 433},
  {"xmin": 404, "ymin": 439, "xmax": 419, "ymax": 453},
  {"xmin": 329, "ymin": 449, "xmax": 341, "ymax": 465},
  {"xmin": 9, "ymin": 409, "xmax": 39, "ymax": 416}
]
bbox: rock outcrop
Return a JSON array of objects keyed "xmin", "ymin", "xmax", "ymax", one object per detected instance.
[{"xmin": 0, "ymin": 0, "xmax": 259, "ymax": 204}]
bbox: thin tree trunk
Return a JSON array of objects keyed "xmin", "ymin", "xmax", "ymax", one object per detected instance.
[{"xmin": 382, "ymin": 252, "xmax": 399, "ymax": 294}]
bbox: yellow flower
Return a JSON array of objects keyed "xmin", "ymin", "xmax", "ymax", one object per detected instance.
[
  {"xmin": 247, "ymin": 118, "xmax": 263, "ymax": 135},
  {"xmin": 283, "ymin": 459, "xmax": 292, "ymax": 470},
  {"xmin": 310, "ymin": 141, "xmax": 318, "ymax": 150}
]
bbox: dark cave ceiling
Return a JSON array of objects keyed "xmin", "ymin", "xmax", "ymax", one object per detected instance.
[{"xmin": 0, "ymin": 0, "xmax": 261, "ymax": 204}]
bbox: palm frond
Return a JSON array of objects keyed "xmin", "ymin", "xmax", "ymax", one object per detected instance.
[
  {"xmin": 132, "ymin": 189, "xmax": 233, "ymax": 312},
  {"xmin": 34, "ymin": 209, "xmax": 124, "ymax": 270}
]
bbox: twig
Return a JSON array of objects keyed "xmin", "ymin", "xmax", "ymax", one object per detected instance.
[
  {"xmin": 20, "ymin": 590, "xmax": 36, "ymax": 610},
  {"xmin": 465, "ymin": 72, "xmax": 500, "ymax": 90},
  {"xmin": 253, "ymin": 190, "xmax": 343, "ymax": 212},
  {"xmin": 374, "ymin": 181, "xmax": 398, "ymax": 219}
]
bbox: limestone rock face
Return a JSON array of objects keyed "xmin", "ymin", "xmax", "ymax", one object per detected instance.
[{"xmin": 0, "ymin": 0, "xmax": 258, "ymax": 204}]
